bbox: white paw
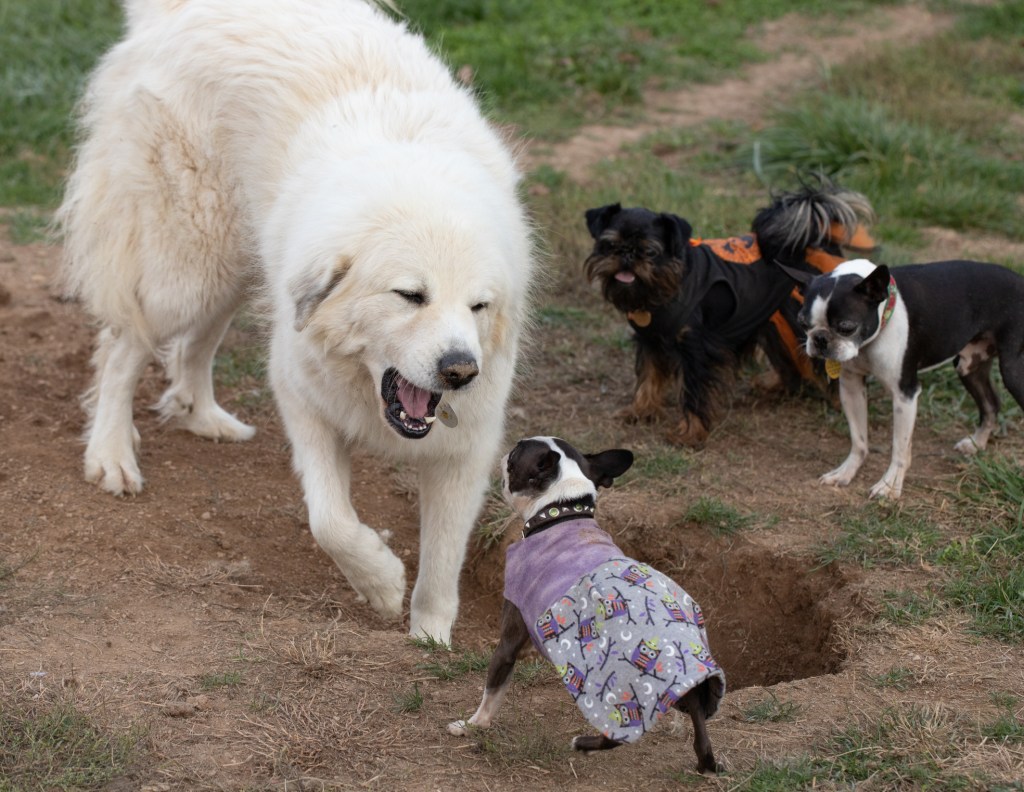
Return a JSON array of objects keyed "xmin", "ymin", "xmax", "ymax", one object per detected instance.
[
  {"xmin": 869, "ymin": 478, "xmax": 901, "ymax": 500},
  {"xmin": 409, "ymin": 614, "xmax": 453, "ymax": 647},
  {"xmin": 182, "ymin": 405, "xmax": 256, "ymax": 442},
  {"xmin": 954, "ymin": 436, "xmax": 982, "ymax": 456},
  {"xmin": 85, "ymin": 448, "xmax": 144, "ymax": 496},
  {"xmin": 447, "ymin": 720, "xmax": 469, "ymax": 736},
  {"xmin": 345, "ymin": 545, "xmax": 406, "ymax": 620},
  {"xmin": 819, "ymin": 467, "xmax": 855, "ymax": 487}
]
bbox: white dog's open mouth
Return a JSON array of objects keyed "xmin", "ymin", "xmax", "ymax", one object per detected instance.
[{"xmin": 381, "ymin": 368, "xmax": 443, "ymax": 439}]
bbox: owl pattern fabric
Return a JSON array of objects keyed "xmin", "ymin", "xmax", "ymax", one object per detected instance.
[{"xmin": 504, "ymin": 520, "xmax": 726, "ymax": 743}]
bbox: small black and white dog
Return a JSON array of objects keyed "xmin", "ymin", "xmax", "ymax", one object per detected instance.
[
  {"xmin": 448, "ymin": 436, "xmax": 726, "ymax": 775},
  {"xmin": 788, "ymin": 258, "xmax": 1024, "ymax": 499},
  {"xmin": 584, "ymin": 181, "xmax": 875, "ymax": 447}
]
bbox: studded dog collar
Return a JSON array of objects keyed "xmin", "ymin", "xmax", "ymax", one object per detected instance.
[{"xmin": 522, "ymin": 496, "xmax": 596, "ymax": 539}]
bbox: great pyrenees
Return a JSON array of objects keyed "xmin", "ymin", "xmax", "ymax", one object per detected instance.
[{"xmin": 58, "ymin": 0, "xmax": 535, "ymax": 642}]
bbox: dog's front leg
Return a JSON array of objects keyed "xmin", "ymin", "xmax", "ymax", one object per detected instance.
[
  {"xmin": 820, "ymin": 370, "xmax": 869, "ymax": 487},
  {"xmin": 870, "ymin": 386, "xmax": 919, "ymax": 500},
  {"xmin": 411, "ymin": 451, "xmax": 493, "ymax": 643},
  {"xmin": 278, "ymin": 394, "xmax": 406, "ymax": 620},
  {"xmin": 447, "ymin": 600, "xmax": 529, "ymax": 735}
]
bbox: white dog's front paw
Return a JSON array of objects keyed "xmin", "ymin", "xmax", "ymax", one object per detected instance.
[
  {"xmin": 819, "ymin": 466, "xmax": 856, "ymax": 487},
  {"xmin": 345, "ymin": 545, "xmax": 406, "ymax": 620},
  {"xmin": 869, "ymin": 477, "xmax": 902, "ymax": 500},
  {"xmin": 85, "ymin": 443, "xmax": 144, "ymax": 496},
  {"xmin": 447, "ymin": 719, "xmax": 469, "ymax": 736},
  {"xmin": 409, "ymin": 612, "xmax": 453, "ymax": 646}
]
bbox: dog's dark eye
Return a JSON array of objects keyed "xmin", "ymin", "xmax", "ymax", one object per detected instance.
[
  {"xmin": 471, "ymin": 301, "xmax": 489, "ymax": 313},
  {"xmin": 837, "ymin": 321, "xmax": 858, "ymax": 336},
  {"xmin": 797, "ymin": 315, "xmax": 810, "ymax": 330},
  {"xmin": 394, "ymin": 290, "xmax": 426, "ymax": 306}
]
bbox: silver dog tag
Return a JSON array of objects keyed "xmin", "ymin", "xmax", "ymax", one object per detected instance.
[{"xmin": 437, "ymin": 401, "xmax": 458, "ymax": 428}]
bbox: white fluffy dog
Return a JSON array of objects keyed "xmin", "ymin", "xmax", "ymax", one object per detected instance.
[{"xmin": 58, "ymin": 0, "xmax": 535, "ymax": 642}]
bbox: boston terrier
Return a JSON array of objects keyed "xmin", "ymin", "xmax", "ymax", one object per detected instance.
[
  {"xmin": 787, "ymin": 258, "xmax": 1024, "ymax": 499},
  {"xmin": 447, "ymin": 436, "xmax": 726, "ymax": 775}
]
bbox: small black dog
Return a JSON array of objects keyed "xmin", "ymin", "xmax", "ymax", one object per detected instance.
[
  {"xmin": 787, "ymin": 258, "xmax": 1024, "ymax": 499},
  {"xmin": 584, "ymin": 181, "xmax": 875, "ymax": 446},
  {"xmin": 448, "ymin": 436, "xmax": 726, "ymax": 775}
]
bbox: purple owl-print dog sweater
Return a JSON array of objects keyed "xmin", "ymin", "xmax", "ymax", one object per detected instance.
[{"xmin": 504, "ymin": 518, "xmax": 726, "ymax": 743}]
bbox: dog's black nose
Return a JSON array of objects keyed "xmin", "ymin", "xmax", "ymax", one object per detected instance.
[
  {"xmin": 437, "ymin": 352, "xmax": 479, "ymax": 389},
  {"xmin": 812, "ymin": 333, "xmax": 829, "ymax": 352}
]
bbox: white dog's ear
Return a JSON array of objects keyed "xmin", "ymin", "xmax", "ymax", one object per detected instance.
[{"xmin": 290, "ymin": 257, "xmax": 351, "ymax": 331}]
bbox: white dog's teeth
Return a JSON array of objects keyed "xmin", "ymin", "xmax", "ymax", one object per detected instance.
[
  {"xmin": 424, "ymin": 416, "xmax": 436, "ymax": 424},
  {"xmin": 400, "ymin": 410, "xmax": 407, "ymax": 421}
]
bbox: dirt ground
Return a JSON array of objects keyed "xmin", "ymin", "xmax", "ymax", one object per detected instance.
[{"xmin": 2, "ymin": 4, "xmax": 1023, "ymax": 791}]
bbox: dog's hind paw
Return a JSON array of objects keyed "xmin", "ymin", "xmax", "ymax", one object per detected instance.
[
  {"xmin": 954, "ymin": 436, "xmax": 983, "ymax": 456},
  {"xmin": 181, "ymin": 405, "xmax": 256, "ymax": 443},
  {"xmin": 447, "ymin": 720, "xmax": 469, "ymax": 736}
]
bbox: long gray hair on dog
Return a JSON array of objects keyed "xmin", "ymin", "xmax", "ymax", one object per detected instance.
[{"xmin": 752, "ymin": 175, "xmax": 876, "ymax": 263}]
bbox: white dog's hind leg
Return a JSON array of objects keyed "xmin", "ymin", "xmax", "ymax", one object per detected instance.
[
  {"xmin": 870, "ymin": 387, "xmax": 918, "ymax": 500},
  {"xmin": 280, "ymin": 397, "xmax": 406, "ymax": 619},
  {"xmin": 820, "ymin": 371, "xmax": 869, "ymax": 487},
  {"xmin": 156, "ymin": 297, "xmax": 255, "ymax": 442},
  {"xmin": 410, "ymin": 454, "xmax": 492, "ymax": 644},
  {"xmin": 84, "ymin": 328, "xmax": 152, "ymax": 495}
]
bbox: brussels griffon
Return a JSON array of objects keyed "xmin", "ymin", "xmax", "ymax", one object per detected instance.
[{"xmin": 584, "ymin": 181, "xmax": 875, "ymax": 446}]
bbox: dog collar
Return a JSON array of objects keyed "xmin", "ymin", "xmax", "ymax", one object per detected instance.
[
  {"xmin": 826, "ymin": 275, "xmax": 899, "ymax": 380},
  {"xmin": 522, "ymin": 496, "xmax": 596, "ymax": 539},
  {"xmin": 880, "ymin": 275, "xmax": 898, "ymax": 329}
]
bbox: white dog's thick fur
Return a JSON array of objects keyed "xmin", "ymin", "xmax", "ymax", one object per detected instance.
[{"xmin": 58, "ymin": 0, "xmax": 535, "ymax": 642}]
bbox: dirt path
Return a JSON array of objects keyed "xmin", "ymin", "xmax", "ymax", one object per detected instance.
[
  {"xmin": 2, "ymin": 5, "xmax": 1023, "ymax": 790},
  {"xmin": 528, "ymin": 5, "xmax": 952, "ymax": 182}
]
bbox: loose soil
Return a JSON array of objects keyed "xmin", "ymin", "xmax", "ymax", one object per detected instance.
[{"xmin": 2, "ymin": 4, "xmax": 1023, "ymax": 790}]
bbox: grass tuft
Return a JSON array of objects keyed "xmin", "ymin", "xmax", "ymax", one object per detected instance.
[
  {"xmin": 684, "ymin": 496, "xmax": 757, "ymax": 535},
  {"xmin": 0, "ymin": 699, "xmax": 143, "ymax": 791},
  {"xmin": 741, "ymin": 693, "xmax": 802, "ymax": 724},
  {"xmin": 816, "ymin": 507, "xmax": 941, "ymax": 569}
]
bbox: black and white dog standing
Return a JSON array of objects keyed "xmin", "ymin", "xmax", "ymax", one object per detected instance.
[
  {"xmin": 447, "ymin": 437, "xmax": 726, "ymax": 774},
  {"xmin": 789, "ymin": 258, "xmax": 1024, "ymax": 499}
]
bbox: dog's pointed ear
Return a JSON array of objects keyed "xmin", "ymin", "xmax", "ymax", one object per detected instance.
[
  {"xmin": 776, "ymin": 262, "xmax": 817, "ymax": 287},
  {"xmin": 583, "ymin": 449, "xmax": 634, "ymax": 489},
  {"xmin": 855, "ymin": 263, "xmax": 890, "ymax": 303},
  {"xmin": 290, "ymin": 256, "xmax": 350, "ymax": 331},
  {"xmin": 584, "ymin": 203, "xmax": 622, "ymax": 239},
  {"xmin": 654, "ymin": 213, "xmax": 692, "ymax": 259}
]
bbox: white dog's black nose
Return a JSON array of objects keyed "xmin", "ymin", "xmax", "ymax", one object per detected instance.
[
  {"xmin": 438, "ymin": 352, "xmax": 479, "ymax": 389},
  {"xmin": 811, "ymin": 332, "xmax": 829, "ymax": 353}
]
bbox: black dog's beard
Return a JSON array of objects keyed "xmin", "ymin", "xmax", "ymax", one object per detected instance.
[{"xmin": 583, "ymin": 251, "xmax": 684, "ymax": 314}]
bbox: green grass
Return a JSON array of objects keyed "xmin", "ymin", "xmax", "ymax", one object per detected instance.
[
  {"xmin": 733, "ymin": 705, "xmax": 986, "ymax": 791},
  {"xmin": 0, "ymin": 700, "xmax": 142, "ymax": 791},
  {"xmin": 685, "ymin": 496, "xmax": 757, "ymax": 536},
  {"xmin": 816, "ymin": 507, "xmax": 942, "ymax": 569},
  {"xmin": 0, "ymin": 0, "xmax": 124, "ymax": 206},
  {"xmin": 392, "ymin": 682, "xmax": 425, "ymax": 714},
  {"xmin": 871, "ymin": 666, "xmax": 915, "ymax": 691},
  {"xmin": 412, "ymin": 638, "xmax": 491, "ymax": 680},
  {"xmin": 741, "ymin": 693, "xmax": 802, "ymax": 724},
  {"xmin": 402, "ymin": 0, "xmax": 895, "ymax": 137},
  {"xmin": 877, "ymin": 588, "xmax": 942, "ymax": 627}
]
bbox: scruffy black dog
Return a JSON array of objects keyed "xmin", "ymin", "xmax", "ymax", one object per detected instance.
[{"xmin": 584, "ymin": 181, "xmax": 875, "ymax": 447}]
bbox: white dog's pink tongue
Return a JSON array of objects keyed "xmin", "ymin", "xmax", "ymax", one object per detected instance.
[
  {"xmin": 397, "ymin": 377, "xmax": 430, "ymax": 419},
  {"xmin": 615, "ymin": 271, "xmax": 636, "ymax": 283}
]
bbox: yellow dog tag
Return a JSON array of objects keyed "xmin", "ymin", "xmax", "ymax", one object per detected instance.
[
  {"xmin": 627, "ymin": 310, "xmax": 651, "ymax": 328},
  {"xmin": 825, "ymin": 359, "xmax": 842, "ymax": 380}
]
